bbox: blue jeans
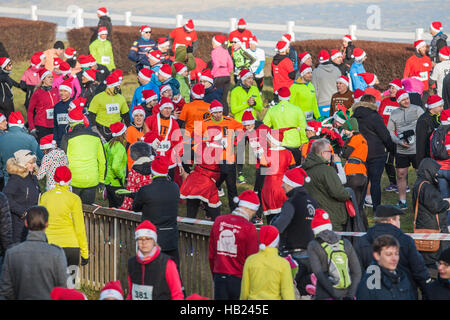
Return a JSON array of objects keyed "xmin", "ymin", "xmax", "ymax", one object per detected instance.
[
  {"xmin": 437, "ymin": 169, "xmax": 450, "ymax": 226},
  {"xmin": 366, "ymin": 155, "xmax": 388, "ymax": 211}
]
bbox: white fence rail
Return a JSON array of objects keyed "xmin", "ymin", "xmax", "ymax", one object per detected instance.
[{"xmin": 0, "ymin": 4, "xmax": 433, "ymax": 50}]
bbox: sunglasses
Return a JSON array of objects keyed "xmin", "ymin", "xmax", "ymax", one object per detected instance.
[{"xmin": 144, "ymin": 31, "xmax": 152, "ymax": 34}]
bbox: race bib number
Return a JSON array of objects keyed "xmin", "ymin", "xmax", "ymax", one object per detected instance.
[
  {"xmin": 132, "ymin": 284, "xmax": 153, "ymax": 300},
  {"xmin": 106, "ymin": 103, "xmax": 120, "ymax": 114},
  {"xmin": 157, "ymin": 140, "xmax": 171, "ymax": 153},
  {"xmin": 186, "ymin": 36, "xmax": 192, "ymax": 41},
  {"xmin": 304, "ymin": 111, "xmax": 314, "ymax": 121},
  {"xmin": 101, "ymin": 56, "xmax": 111, "ymax": 65},
  {"xmin": 46, "ymin": 109, "xmax": 54, "ymax": 120},
  {"xmin": 57, "ymin": 113, "xmax": 68, "ymax": 125},
  {"xmin": 419, "ymin": 71, "xmax": 429, "ymax": 81},
  {"xmin": 383, "ymin": 105, "xmax": 397, "ymax": 115}
]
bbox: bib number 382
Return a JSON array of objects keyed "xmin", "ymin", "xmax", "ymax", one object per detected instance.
[{"xmin": 132, "ymin": 284, "xmax": 153, "ymax": 300}]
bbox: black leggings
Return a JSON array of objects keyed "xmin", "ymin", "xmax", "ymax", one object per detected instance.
[
  {"xmin": 345, "ymin": 174, "xmax": 369, "ymax": 229},
  {"xmin": 186, "ymin": 199, "xmax": 220, "ymax": 221},
  {"xmin": 216, "ymin": 163, "xmax": 238, "ymax": 211},
  {"xmin": 63, "ymin": 247, "xmax": 80, "ymax": 267}
]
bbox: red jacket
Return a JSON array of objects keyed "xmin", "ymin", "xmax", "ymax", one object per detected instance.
[
  {"xmin": 403, "ymin": 53, "xmax": 433, "ymax": 91},
  {"xmin": 271, "ymin": 54, "xmax": 295, "ymax": 93},
  {"xmin": 228, "ymin": 29, "xmax": 254, "ymax": 49},
  {"xmin": 27, "ymin": 87, "xmax": 60, "ymax": 130},
  {"xmin": 378, "ymin": 97, "xmax": 399, "ymax": 126},
  {"xmin": 209, "ymin": 212, "xmax": 258, "ymax": 278}
]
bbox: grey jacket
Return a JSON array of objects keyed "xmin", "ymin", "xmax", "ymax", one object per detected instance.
[
  {"xmin": 0, "ymin": 231, "xmax": 67, "ymax": 300},
  {"xmin": 311, "ymin": 62, "xmax": 342, "ymax": 107},
  {"xmin": 387, "ymin": 104, "xmax": 424, "ymax": 155},
  {"xmin": 307, "ymin": 230, "xmax": 362, "ymax": 300}
]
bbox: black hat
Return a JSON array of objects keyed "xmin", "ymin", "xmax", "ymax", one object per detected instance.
[
  {"xmin": 439, "ymin": 247, "xmax": 450, "ymax": 264},
  {"xmin": 53, "ymin": 41, "xmax": 65, "ymax": 50},
  {"xmin": 374, "ymin": 205, "xmax": 404, "ymax": 218}
]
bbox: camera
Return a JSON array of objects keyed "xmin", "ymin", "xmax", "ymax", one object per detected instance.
[{"xmin": 397, "ymin": 129, "xmax": 415, "ymax": 145}]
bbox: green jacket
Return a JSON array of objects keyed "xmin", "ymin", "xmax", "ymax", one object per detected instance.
[
  {"xmin": 230, "ymin": 85, "xmax": 263, "ymax": 122},
  {"xmin": 263, "ymin": 100, "xmax": 308, "ymax": 147},
  {"xmin": 289, "ymin": 81, "xmax": 321, "ymax": 121},
  {"xmin": 88, "ymin": 91, "xmax": 129, "ymax": 127},
  {"xmin": 89, "ymin": 38, "xmax": 116, "ymax": 71},
  {"xmin": 232, "ymin": 48, "xmax": 256, "ymax": 74},
  {"xmin": 104, "ymin": 140, "xmax": 127, "ymax": 187},
  {"xmin": 60, "ymin": 124, "xmax": 106, "ymax": 188},
  {"xmin": 175, "ymin": 74, "xmax": 191, "ymax": 103},
  {"xmin": 302, "ymin": 152, "xmax": 350, "ymax": 230}
]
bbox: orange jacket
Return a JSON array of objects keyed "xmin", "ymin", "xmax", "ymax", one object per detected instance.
[
  {"xmin": 126, "ymin": 125, "xmax": 145, "ymax": 170},
  {"xmin": 342, "ymin": 133, "xmax": 368, "ymax": 176}
]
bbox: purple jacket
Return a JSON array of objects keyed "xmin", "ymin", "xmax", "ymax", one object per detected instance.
[{"xmin": 211, "ymin": 46, "xmax": 233, "ymax": 78}]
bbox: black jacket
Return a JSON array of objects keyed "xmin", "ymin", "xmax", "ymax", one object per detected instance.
[
  {"xmin": 343, "ymin": 42, "xmax": 355, "ymax": 68},
  {"xmin": 204, "ymin": 85, "xmax": 223, "ymax": 104},
  {"xmin": 427, "ymin": 276, "xmax": 450, "ymax": 300},
  {"xmin": 352, "ymin": 101, "xmax": 396, "ymax": 161},
  {"xmin": 0, "ymin": 71, "xmax": 24, "ymax": 118},
  {"xmin": 443, "ymin": 72, "xmax": 450, "ymax": 110},
  {"xmin": 132, "ymin": 176, "xmax": 180, "ymax": 251},
  {"xmin": 416, "ymin": 111, "xmax": 440, "ymax": 166},
  {"xmin": 353, "ymin": 222, "xmax": 430, "ymax": 298},
  {"xmin": 90, "ymin": 16, "xmax": 113, "ymax": 43},
  {"xmin": 79, "ymin": 81, "xmax": 98, "ymax": 109},
  {"xmin": 0, "ymin": 192, "xmax": 12, "ymax": 257}
]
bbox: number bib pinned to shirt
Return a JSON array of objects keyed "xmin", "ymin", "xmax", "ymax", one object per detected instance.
[
  {"xmin": 304, "ymin": 111, "xmax": 314, "ymax": 121},
  {"xmin": 382, "ymin": 105, "xmax": 397, "ymax": 116},
  {"xmin": 101, "ymin": 56, "xmax": 111, "ymax": 65},
  {"xmin": 106, "ymin": 103, "xmax": 120, "ymax": 114},
  {"xmin": 57, "ymin": 113, "xmax": 68, "ymax": 125},
  {"xmin": 46, "ymin": 108, "xmax": 54, "ymax": 120},
  {"xmin": 157, "ymin": 140, "xmax": 171, "ymax": 154},
  {"xmin": 132, "ymin": 284, "xmax": 153, "ymax": 300}
]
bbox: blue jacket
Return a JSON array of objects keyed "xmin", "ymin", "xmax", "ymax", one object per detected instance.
[
  {"xmin": 53, "ymin": 98, "xmax": 73, "ymax": 147},
  {"xmin": 204, "ymin": 84, "xmax": 223, "ymax": 104},
  {"xmin": 356, "ymin": 262, "xmax": 416, "ymax": 300},
  {"xmin": 150, "ymin": 77, "xmax": 180, "ymax": 97},
  {"xmin": 0, "ymin": 126, "xmax": 43, "ymax": 182},
  {"xmin": 349, "ymin": 61, "xmax": 367, "ymax": 91},
  {"xmin": 128, "ymin": 37, "xmax": 157, "ymax": 63},
  {"xmin": 130, "ymin": 81, "xmax": 160, "ymax": 117}
]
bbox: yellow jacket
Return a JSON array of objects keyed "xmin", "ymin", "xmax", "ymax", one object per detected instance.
[
  {"xmin": 240, "ymin": 247, "xmax": 295, "ymax": 300},
  {"xmin": 39, "ymin": 185, "xmax": 89, "ymax": 259}
]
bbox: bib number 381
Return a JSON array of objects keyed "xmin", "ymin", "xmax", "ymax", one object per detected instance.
[{"xmin": 132, "ymin": 284, "xmax": 153, "ymax": 300}]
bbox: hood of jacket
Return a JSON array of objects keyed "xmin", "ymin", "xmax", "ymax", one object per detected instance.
[
  {"xmin": 6, "ymin": 158, "xmax": 38, "ymax": 178},
  {"xmin": 316, "ymin": 229, "xmax": 340, "ymax": 244},
  {"xmin": 302, "ymin": 151, "xmax": 329, "ymax": 171},
  {"xmin": 433, "ymin": 32, "xmax": 448, "ymax": 42},
  {"xmin": 416, "ymin": 157, "xmax": 440, "ymax": 184},
  {"xmin": 272, "ymin": 54, "xmax": 290, "ymax": 66},
  {"xmin": 316, "ymin": 62, "xmax": 339, "ymax": 73},
  {"xmin": 352, "ymin": 101, "xmax": 378, "ymax": 113}
]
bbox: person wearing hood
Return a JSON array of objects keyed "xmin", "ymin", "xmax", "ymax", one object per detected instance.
[
  {"xmin": 427, "ymin": 247, "xmax": 450, "ymax": 300},
  {"xmin": 271, "ymin": 41, "xmax": 296, "ymax": 95},
  {"xmin": 311, "ymin": 50, "xmax": 342, "ymax": 117},
  {"xmin": 353, "ymin": 204, "xmax": 431, "ymax": 299},
  {"xmin": 89, "ymin": 27, "xmax": 115, "ymax": 72},
  {"xmin": 412, "ymin": 157, "xmax": 450, "ymax": 270},
  {"xmin": 307, "ymin": 208, "xmax": 361, "ymax": 300},
  {"xmin": 429, "ymin": 21, "xmax": 448, "ymax": 65},
  {"xmin": 0, "ymin": 57, "xmax": 26, "ymax": 118},
  {"xmin": 403, "ymin": 40, "xmax": 433, "ymax": 93}
]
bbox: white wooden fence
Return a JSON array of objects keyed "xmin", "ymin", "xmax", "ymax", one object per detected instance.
[{"xmin": 0, "ymin": 4, "xmax": 433, "ymax": 51}]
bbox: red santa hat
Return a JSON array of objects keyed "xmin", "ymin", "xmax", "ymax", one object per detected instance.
[
  {"xmin": 283, "ymin": 167, "xmax": 310, "ymax": 188},
  {"xmin": 159, "ymin": 96, "xmax": 174, "ymax": 111},
  {"xmin": 299, "ymin": 64, "xmax": 312, "ymax": 77},
  {"xmin": 352, "ymin": 48, "xmax": 366, "ymax": 61},
  {"xmin": 249, "ymin": 36, "xmax": 258, "ymax": 45},
  {"xmin": 53, "ymin": 57, "xmax": 62, "ymax": 69},
  {"xmin": 209, "ymin": 99, "xmax": 223, "ymax": 113},
  {"xmin": 298, "ymin": 52, "xmax": 311, "ymax": 64},
  {"xmin": 353, "ymin": 88, "xmax": 365, "ymax": 102},
  {"xmin": 281, "ymin": 33, "xmax": 294, "ymax": 43},
  {"xmin": 34, "ymin": 51, "xmax": 46, "ymax": 60},
  {"xmin": 330, "ymin": 49, "xmax": 343, "ymax": 60},
  {"xmin": 68, "ymin": 98, "xmax": 87, "ymax": 121},
  {"xmin": 336, "ymin": 75, "xmax": 350, "ymax": 87},
  {"xmin": 439, "ymin": 46, "xmax": 450, "ymax": 60},
  {"xmin": 306, "ymin": 120, "xmax": 322, "ymax": 135},
  {"xmin": 426, "ymin": 95, "xmax": 444, "ymax": 110},
  {"xmin": 237, "ymin": 18, "xmax": 247, "ymax": 29},
  {"xmin": 58, "ymin": 77, "xmax": 73, "ymax": 94},
  {"xmin": 132, "ymin": 105, "xmax": 146, "ymax": 118},
  {"xmin": 389, "ymin": 78, "xmax": 403, "ymax": 90},
  {"xmin": 276, "ymin": 86, "xmax": 291, "ymax": 101},
  {"xmin": 212, "ymin": 34, "xmax": 227, "ymax": 46},
  {"xmin": 173, "ymin": 62, "xmax": 187, "ymax": 75},
  {"xmin": 98, "ymin": 26, "xmax": 108, "ymax": 36},
  {"xmin": 8, "ymin": 111, "xmax": 25, "ymax": 127},
  {"xmin": 430, "ymin": 21, "xmax": 443, "ymax": 34},
  {"xmin": 38, "ymin": 68, "xmax": 52, "ymax": 82},
  {"xmin": 142, "ymin": 89, "xmax": 158, "ymax": 103},
  {"xmin": 59, "ymin": 61, "xmax": 71, "ymax": 75},
  {"xmin": 138, "ymin": 68, "xmax": 154, "ymax": 82},
  {"xmin": 191, "ymin": 83, "xmax": 205, "ymax": 100},
  {"xmin": 151, "ymin": 155, "xmax": 169, "ymax": 177},
  {"xmin": 239, "ymin": 68, "xmax": 253, "ymax": 82},
  {"xmin": 135, "ymin": 220, "xmax": 158, "ymax": 242},
  {"xmin": 105, "ymin": 73, "xmax": 121, "ymax": 88},
  {"xmin": 97, "ymin": 7, "xmax": 108, "ymax": 16},
  {"xmin": 148, "ymin": 50, "xmax": 162, "ymax": 63},
  {"xmin": 82, "ymin": 68, "xmax": 100, "ymax": 82},
  {"xmin": 233, "ymin": 190, "xmax": 260, "ymax": 211},
  {"xmin": 78, "ymin": 55, "xmax": 91, "ymax": 68},
  {"xmin": 99, "ymin": 281, "xmax": 124, "ymax": 300},
  {"xmin": 258, "ymin": 225, "xmax": 279, "ymax": 251},
  {"xmin": 343, "ymin": 34, "xmax": 352, "ymax": 42},
  {"xmin": 441, "ymin": 109, "xmax": 450, "ymax": 125},
  {"xmin": 64, "ymin": 47, "xmax": 77, "ymax": 59},
  {"xmin": 39, "ymin": 134, "xmax": 56, "ymax": 150},
  {"xmin": 110, "ymin": 122, "xmax": 127, "ymax": 137},
  {"xmin": 51, "ymin": 287, "xmax": 87, "ymax": 300},
  {"xmin": 414, "ymin": 40, "xmax": 426, "ymax": 52},
  {"xmin": 158, "ymin": 64, "xmax": 172, "ymax": 79},
  {"xmin": 0, "ymin": 113, "xmax": 5, "ymax": 123},
  {"xmin": 158, "ymin": 37, "xmax": 170, "ymax": 48},
  {"xmin": 159, "ymin": 84, "xmax": 172, "ymax": 95},
  {"xmin": 206, "ymin": 125, "xmax": 223, "ymax": 142},
  {"xmin": 200, "ymin": 69, "xmax": 214, "ymax": 84},
  {"xmin": 358, "ymin": 72, "xmax": 378, "ymax": 86},
  {"xmin": 87, "ymin": 54, "xmax": 97, "ymax": 67},
  {"xmin": 140, "ymin": 25, "xmax": 152, "ymax": 34},
  {"xmin": 185, "ymin": 19, "xmax": 195, "ymax": 32},
  {"xmin": 54, "ymin": 166, "xmax": 72, "ymax": 186},
  {"xmin": 143, "ymin": 130, "xmax": 160, "ymax": 147},
  {"xmin": 111, "ymin": 69, "xmax": 123, "ymax": 82},
  {"xmin": 311, "ymin": 208, "xmax": 333, "ymax": 235},
  {"xmin": 396, "ymin": 89, "xmax": 409, "ymax": 103},
  {"xmin": 317, "ymin": 50, "xmax": 330, "ymax": 63},
  {"xmin": 30, "ymin": 55, "xmax": 41, "ymax": 67},
  {"xmin": 241, "ymin": 110, "xmax": 255, "ymax": 126},
  {"xmin": 275, "ymin": 40, "xmax": 289, "ymax": 53}
]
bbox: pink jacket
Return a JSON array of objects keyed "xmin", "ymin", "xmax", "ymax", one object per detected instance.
[
  {"xmin": 21, "ymin": 67, "xmax": 41, "ymax": 86},
  {"xmin": 211, "ymin": 46, "xmax": 233, "ymax": 78},
  {"xmin": 52, "ymin": 74, "xmax": 81, "ymax": 99}
]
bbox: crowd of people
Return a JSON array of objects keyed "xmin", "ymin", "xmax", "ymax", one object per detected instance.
[{"xmin": 0, "ymin": 8, "xmax": 449, "ymax": 300}]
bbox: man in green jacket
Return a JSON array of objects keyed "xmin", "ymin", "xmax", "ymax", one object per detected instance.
[
  {"xmin": 230, "ymin": 69, "xmax": 263, "ymax": 122},
  {"xmin": 60, "ymin": 103, "xmax": 106, "ymax": 205},
  {"xmin": 290, "ymin": 64, "xmax": 321, "ymax": 121},
  {"xmin": 263, "ymin": 86, "xmax": 307, "ymax": 165},
  {"xmin": 303, "ymin": 138, "xmax": 351, "ymax": 231},
  {"xmin": 89, "ymin": 27, "xmax": 116, "ymax": 71}
]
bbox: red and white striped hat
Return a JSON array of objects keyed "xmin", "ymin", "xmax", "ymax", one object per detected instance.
[
  {"xmin": 312, "ymin": 208, "xmax": 333, "ymax": 235},
  {"xmin": 212, "ymin": 34, "xmax": 227, "ymax": 46},
  {"xmin": 59, "ymin": 77, "xmax": 73, "ymax": 94},
  {"xmin": 237, "ymin": 18, "xmax": 247, "ymax": 29},
  {"xmin": 140, "ymin": 25, "xmax": 151, "ymax": 34},
  {"xmin": 396, "ymin": 89, "xmax": 409, "ymax": 103},
  {"xmin": 283, "ymin": 167, "xmax": 310, "ymax": 189},
  {"xmin": 0, "ymin": 57, "xmax": 10, "ymax": 70},
  {"xmin": 148, "ymin": 50, "xmax": 162, "ymax": 63},
  {"xmin": 299, "ymin": 64, "xmax": 312, "ymax": 77},
  {"xmin": 275, "ymin": 40, "xmax": 289, "ymax": 53},
  {"xmin": 414, "ymin": 40, "xmax": 426, "ymax": 52},
  {"xmin": 185, "ymin": 19, "xmax": 195, "ymax": 32},
  {"xmin": 39, "ymin": 134, "xmax": 56, "ymax": 150},
  {"xmin": 352, "ymin": 48, "xmax": 366, "ymax": 61},
  {"xmin": 389, "ymin": 78, "xmax": 403, "ymax": 90},
  {"xmin": 138, "ymin": 68, "xmax": 154, "ymax": 82},
  {"xmin": 142, "ymin": 89, "xmax": 158, "ymax": 103},
  {"xmin": 358, "ymin": 72, "xmax": 378, "ymax": 86},
  {"xmin": 64, "ymin": 47, "xmax": 76, "ymax": 59},
  {"xmin": 38, "ymin": 68, "xmax": 52, "ymax": 82},
  {"xmin": 298, "ymin": 52, "xmax": 311, "ymax": 64},
  {"xmin": 258, "ymin": 225, "xmax": 279, "ymax": 251},
  {"xmin": 159, "ymin": 96, "xmax": 174, "ymax": 111},
  {"xmin": 439, "ymin": 46, "xmax": 450, "ymax": 60},
  {"xmin": 135, "ymin": 220, "xmax": 158, "ymax": 241},
  {"xmin": 173, "ymin": 62, "xmax": 187, "ymax": 75},
  {"xmin": 59, "ymin": 61, "xmax": 71, "ymax": 75},
  {"xmin": 132, "ymin": 105, "xmax": 146, "ymax": 118},
  {"xmin": 200, "ymin": 69, "xmax": 214, "ymax": 83},
  {"xmin": 99, "ymin": 281, "xmax": 124, "ymax": 301},
  {"xmin": 330, "ymin": 49, "xmax": 343, "ymax": 60},
  {"xmin": 233, "ymin": 190, "xmax": 260, "ymax": 211},
  {"xmin": 343, "ymin": 34, "xmax": 352, "ymax": 42},
  {"xmin": 54, "ymin": 166, "xmax": 72, "ymax": 186},
  {"xmin": 151, "ymin": 155, "xmax": 169, "ymax": 177},
  {"xmin": 426, "ymin": 95, "xmax": 444, "ymax": 109},
  {"xmin": 110, "ymin": 122, "xmax": 127, "ymax": 137},
  {"xmin": 241, "ymin": 110, "xmax": 255, "ymax": 126},
  {"xmin": 430, "ymin": 21, "xmax": 443, "ymax": 34},
  {"xmin": 317, "ymin": 50, "xmax": 330, "ymax": 63},
  {"xmin": 239, "ymin": 68, "xmax": 253, "ymax": 82},
  {"xmin": 158, "ymin": 64, "xmax": 172, "ymax": 79},
  {"xmin": 209, "ymin": 99, "xmax": 223, "ymax": 113},
  {"xmin": 98, "ymin": 26, "xmax": 108, "ymax": 36},
  {"xmin": 441, "ymin": 109, "xmax": 450, "ymax": 125},
  {"xmin": 191, "ymin": 83, "xmax": 205, "ymax": 100},
  {"xmin": 97, "ymin": 7, "xmax": 108, "ymax": 16},
  {"xmin": 336, "ymin": 75, "xmax": 350, "ymax": 87},
  {"xmin": 276, "ymin": 86, "xmax": 291, "ymax": 101}
]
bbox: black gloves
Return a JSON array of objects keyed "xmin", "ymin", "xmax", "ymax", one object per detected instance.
[
  {"xmin": 81, "ymin": 257, "xmax": 89, "ymax": 266},
  {"xmin": 186, "ymin": 45, "xmax": 193, "ymax": 54}
]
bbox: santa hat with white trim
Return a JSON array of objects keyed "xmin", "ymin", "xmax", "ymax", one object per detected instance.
[
  {"xmin": 241, "ymin": 110, "xmax": 255, "ymax": 126},
  {"xmin": 275, "ymin": 40, "xmax": 289, "ymax": 53},
  {"xmin": 237, "ymin": 18, "xmax": 247, "ymax": 29},
  {"xmin": 30, "ymin": 55, "xmax": 41, "ymax": 68},
  {"xmin": 298, "ymin": 52, "xmax": 311, "ymax": 64},
  {"xmin": 352, "ymin": 48, "xmax": 366, "ymax": 61},
  {"xmin": 343, "ymin": 34, "xmax": 352, "ymax": 43},
  {"xmin": 396, "ymin": 89, "xmax": 409, "ymax": 104},
  {"xmin": 142, "ymin": 89, "xmax": 158, "ymax": 103},
  {"xmin": 312, "ymin": 208, "xmax": 333, "ymax": 235},
  {"xmin": 59, "ymin": 61, "xmax": 71, "ymax": 76},
  {"xmin": 68, "ymin": 97, "xmax": 87, "ymax": 120},
  {"xmin": 8, "ymin": 111, "xmax": 25, "ymax": 128},
  {"xmin": 389, "ymin": 78, "xmax": 403, "ymax": 90},
  {"xmin": 191, "ymin": 83, "xmax": 205, "ymax": 100},
  {"xmin": 97, "ymin": 7, "xmax": 108, "ymax": 16},
  {"xmin": 212, "ymin": 34, "xmax": 227, "ymax": 46},
  {"xmin": 173, "ymin": 62, "xmax": 187, "ymax": 75},
  {"xmin": 140, "ymin": 25, "xmax": 151, "ymax": 34},
  {"xmin": 38, "ymin": 68, "xmax": 52, "ymax": 82},
  {"xmin": 317, "ymin": 50, "xmax": 330, "ymax": 63},
  {"xmin": 200, "ymin": 69, "xmax": 214, "ymax": 84},
  {"xmin": 426, "ymin": 95, "xmax": 444, "ymax": 110},
  {"xmin": 99, "ymin": 281, "xmax": 124, "ymax": 301},
  {"xmin": 158, "ymin": 64, "xmax": 172, "ymax": 79},
  {"xmin": 209, "ymin": 99, "xmax": 223, "ymax": 113},
  {"xmin": 39, "ymin": 134, "xmax": 56, "ymax": 150},
  {"xmin": 0, "ymin": 57, "xmax": 10, "ymax": 70},
  {"xmin": 249, "ymin": 36, "xmax": 258, "ymax": 45},
  {"xmin": 132, "ymin": 105, "xmax": 146, "ymax": 118},
  {"xmin": 58, "ymin": 77, "xmax": 73, "ymax": 95},
  {"xmin": 239, "ymin": 68, "xmax": 253, "ymax": 82},
  {"xmin": 148, "ymin": 50, "xmax": 162, "ymax": 63},
  {"xmin": 105, "ymin": 73, "xmax": 121, "ymax": 88},
  {"xmin": 276, "ymin": 86, "xmax": 291, "ymax": 101},
  {"xmin": 111, "ymin": 69, "xmax": 123, "ymax": 83},
  {"xmin": 151, "ymin": 155, "xmax": 169, "ymax": 177},
  {"xmin": 414, "ymin": 40, "xmax": 426, "ymax": 52},
  {"xmin": 430, "ymin": 21, "xmax": 443, "ymax": 34},
  {"xmin": 159, "ymin": 96, "xmax": 174, "ymax": 111},
  {"xmin": 358, "ymin": 72, "xmax": 378, "ymax": 86},
  {"xmin": 336, "ymin": 75, "xmax": 350, "ymax": 87},
  {"xmin": 441, "ymin": 109, "xmax": 450, "ymax": 125},
  {"xmin": 439, "ymin": 46, "xmax": 450, "ymax": 60},
  {"xmin": 110, "ymin": 122, "xmax": 127, "ymax": 137},
  {"xmin": 158, "ymin": 37, "xmax": 170, "ymax": 48},
  {"xmin": 135, "ymin": 220, "xmax": 158, "ymax": 242},
  {"xmin": 330, "ymin": 49, "xmax": 343, "ymax": 61},
  {"xmin": 138, "ymin": 68, "xmax": 154, "ymax": 82},
  {"xmin": 281, "ymin": 33, "xmax": 295, "ymax": 43},
  {"xmin": 353, "ymin": 89, "xmax": 365, "ymax": 102},
  {"xmin": 64, "ymin": 47, "xmax": 76, "ymax": 59},
  {"xmin": 159, "ymin": 84, "xmax": 172, "ymax": 96},
  {"xmin": 54, "ymin": 166, "xmax": 72, "ymax": 186},
  {"xmin": 83, "ymin": 68, "xmax": 101, "ymax": 82},
  {"xmin": 233, "ymin": 190, "xmax": 260, "ymax": 212},
  {"xmin": 258, "ymin": 225, "xmax": 279, "ymax": 251},
  {"xmin": 98, "ymin": 27, "xmax": 108, "ymax": 36},
  {"xmin": 299, "ymin": 64, "xmax": 312, "ymax": 78},
  {"xmin": 185, "ymin": 19, "xmax": 195, "ymax": 32},
  {"xmin": 0, "ymin": 112, "xmax": 5, "ymax": 123},
  {"xmin": 306, "ymin": 120, "xmax": 322, "ymax": 135},
  {"xmin": 283, "ymin": 167, "xmax": 310, "ymax": 189}
]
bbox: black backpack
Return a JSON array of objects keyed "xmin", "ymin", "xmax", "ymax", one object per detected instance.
[{"xmin": 430, "ymin": 125, "xmax": 450, "ymax": 161}]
